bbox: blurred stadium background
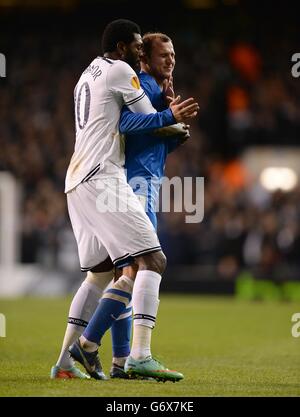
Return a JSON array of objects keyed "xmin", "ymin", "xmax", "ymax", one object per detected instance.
[{"xmin": 0, "ymin": 0, "xmax": 300, "ymax": 300}]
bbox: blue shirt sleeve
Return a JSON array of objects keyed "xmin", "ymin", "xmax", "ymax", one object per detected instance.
[{"xmin": 119, "ymin": 106, "xmax": 176, "ymax": 134}]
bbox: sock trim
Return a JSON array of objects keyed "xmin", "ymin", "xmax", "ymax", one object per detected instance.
[
  {"xmin": 105, "ymin": 288, "xmax": 132, "ymax": 302},
  {"xmin": 68, "ymin": 317, "xmax": 88, "ymax": 327},
  {"xmin": 102, "ymin": 292, "xmax": 129, "ymax": 305},
  {"xmin": 133, "ymin": 314, "xmax": 156, "ymax": 323},
  {"xmin": 117, "ymin": 308, "xmax": 132, "ymax": 320}
]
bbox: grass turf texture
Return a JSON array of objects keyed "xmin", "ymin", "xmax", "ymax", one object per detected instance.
[{"xmin": 0, "ymin": 295, "xmax": 299, "ymax": 397}]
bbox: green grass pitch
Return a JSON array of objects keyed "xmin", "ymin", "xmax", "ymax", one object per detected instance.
[{"xmin": 0, "ymin": 295, "xmax": 299, "ymax": 396}]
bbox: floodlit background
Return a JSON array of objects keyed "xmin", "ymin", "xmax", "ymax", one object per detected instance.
[{"xmin": 0, "ymin": 0, "xmax": 299, "ymax": 297}]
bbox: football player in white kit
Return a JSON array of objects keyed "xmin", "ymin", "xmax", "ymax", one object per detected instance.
[{"xmin": 51, "ymin": 19, "xmax": 199, "ymax": 382}]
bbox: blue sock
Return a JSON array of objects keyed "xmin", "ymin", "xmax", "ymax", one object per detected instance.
[
  {"xmin": 82, "ymin": 288, "xmax": 131, "ymax": 345},
  {"xmin": 111, "ymin": 306, "xmax": 132, "ymax": 359}
]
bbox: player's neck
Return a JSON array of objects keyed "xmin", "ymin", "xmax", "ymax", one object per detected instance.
[
  {"xmin": 155, "ymin": 77, "xmax": 164, "ymax": 88},
  {"xmin": 104, "ymin": 52, "xmax": 121, "ymax": 60}
]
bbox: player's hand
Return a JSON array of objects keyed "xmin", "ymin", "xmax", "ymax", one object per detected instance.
[
  {"xmin": 180, "ymin": 124, "xmax": 190, "ymax": 143},
  {"xmin": 163, "ymin": 76, "xmax": 175, "ymax": 105},
  {"xmin": 175, "ymin": 123, "xmax": 190, "ymax": 145},
  {"xmin": 174, "ymin": 123, "xmax": 190, "ymax": 139},
  {"xmin": 153, "ymin": 122, "xmax": 189, "ymax": 137},
  {"xmin": 170, "ymin": 96, "xmax": 199, "ymax": 123}
]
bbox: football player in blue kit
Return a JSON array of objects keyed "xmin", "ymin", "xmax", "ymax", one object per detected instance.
[{"xmin": 109, "ymin": 32, "xmax": 190, "ymax": 379}]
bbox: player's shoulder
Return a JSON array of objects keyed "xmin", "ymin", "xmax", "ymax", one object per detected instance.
[
  {"xmin": 81, "ymin": 57, "xmax": 129, "ymax": 74},
  {"xmin": 106, "ymin": 59, "xmax": 137, "ymax": 89},
  {"xmin": 139, "ymin": 72, "xmax": 158, "ymax": 86},
  {"xmin": 108, "ymin": 59, "xmax": 134, "ymax": 73},
  {"xmin": 139, "ymin": 71, "xmax": 153, "ymax": 83},
  {"xmin": 139, "ymin": 72, "xmax": 159, "ymax": 93},
  {"xmin": 78, "ymin": 56, "xmax": 106, "ymax": 81}
]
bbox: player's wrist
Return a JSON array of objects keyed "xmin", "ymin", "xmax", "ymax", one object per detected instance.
[{"xmin": 166, "ymin": 108, "xmax": 177, "ymax": 124}]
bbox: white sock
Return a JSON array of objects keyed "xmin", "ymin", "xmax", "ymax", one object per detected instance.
[
  {"xmin": 131, "ymin": 270, "xmax": 161, "ymax": 360},
  {"xmin": 130, "ymin": 325, "xmax": 152, "ymax": 360},
  {"xmin": 56, "ymin": 271, "xmax": 113, "ymax": 368}
]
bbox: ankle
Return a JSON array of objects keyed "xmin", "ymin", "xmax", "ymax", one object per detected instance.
[
  {"xmin": 131, "ymin": 351, "xmax": 151, "ymax": 360},
  {"xmin": 79, "ymin": 336, "xmax": 98, "ymax": 352},
  {"xmin": 112, "ymin": 356, "xmax": 127, "ymax": 367}
]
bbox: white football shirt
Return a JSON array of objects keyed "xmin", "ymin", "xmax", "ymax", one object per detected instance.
[{"xmin": 65, "ymin": 57, "xmax": 156, "ymax": 193}]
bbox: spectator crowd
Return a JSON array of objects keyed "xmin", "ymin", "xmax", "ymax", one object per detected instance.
[{"xmin": 1, "ymin": 11, "xmax": 300, "ymax": 281}]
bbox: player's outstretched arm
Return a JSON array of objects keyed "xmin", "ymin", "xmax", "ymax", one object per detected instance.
[
  {"xmin": 119, "ymin": 106, "xmax": 177, "ymax": 135},
  {"xmin": 119, "ymin": 97, "xmax": 198, "ymax": 136},
  {"xmin": 169, "ymin": 96, "xmax": 199, "ymax": 123}
]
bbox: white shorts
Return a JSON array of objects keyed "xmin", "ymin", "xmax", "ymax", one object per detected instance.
[{"xmin": 67, "ymin": 174, "xmax": 161, "ymax": 271}]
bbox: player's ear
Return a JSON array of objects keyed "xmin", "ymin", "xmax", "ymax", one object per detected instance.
[
  {"xmin": 116, "ymin": 41, "xmax": 127, "ymax": 58},
  {"xmin": 139, "ymin": 50, "xmax": 147, "ymax": 64},
  {"xmin": 140, "ymin": 49, "xmax": 150, "ymax": 68}
]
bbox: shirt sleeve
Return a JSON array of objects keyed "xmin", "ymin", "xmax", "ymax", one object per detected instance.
[
  {"xmin": 107, "ymin": 61, "xmax": 156, "ymax": 114},
  {"xmin": 119, "ymin": 106, "xmax": 176, "ymax": 134}
]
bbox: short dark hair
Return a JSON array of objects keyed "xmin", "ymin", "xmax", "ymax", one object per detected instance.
[
  {"xmin": 101, "ymin": 19, "xmax": 141, "ymax": 53},
  {"xmin": 142, "ymin": 32, "xmax": 172, "ymax": 58}
]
